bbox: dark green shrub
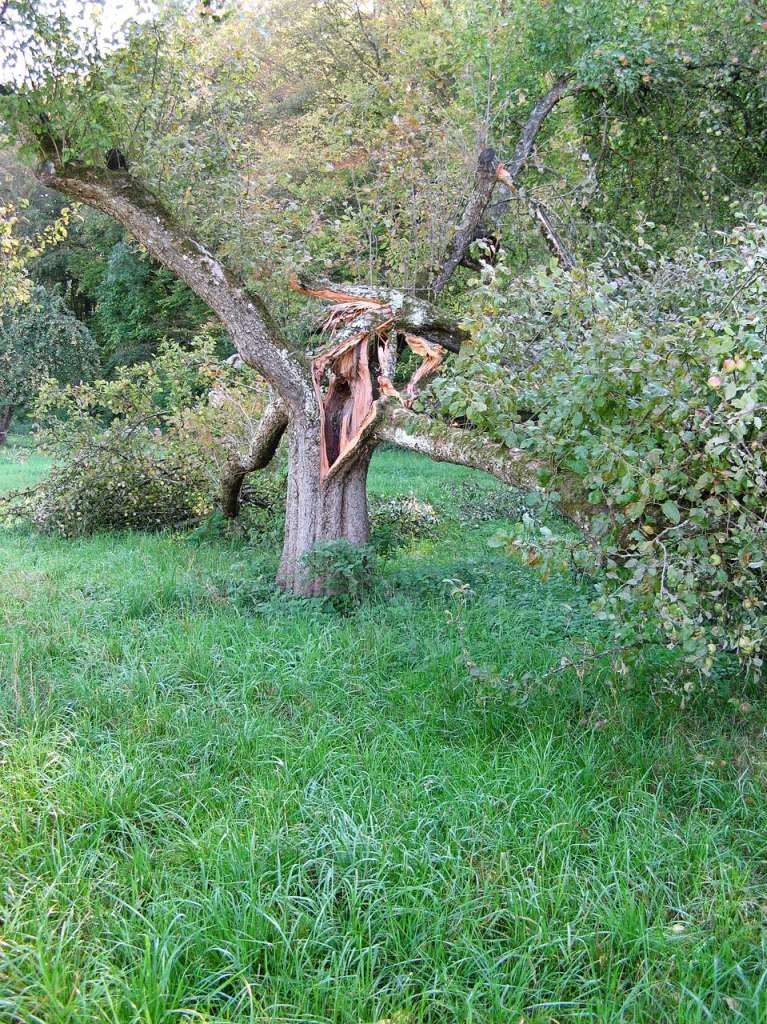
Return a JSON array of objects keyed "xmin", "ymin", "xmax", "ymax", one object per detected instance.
[
  {"xmin": 302, "ymin": 540, "xmax": 376, "ymax": 613},
  {"xmin": 369, "ymin": 494, "xmax": 440, "ymax": 555},
  {"xmin": 33, "ymin": 443, "xmax": 208, "ymax": 536},
  {"xmin": 21, "ymin": 338, "xmax": 280, "ymax": 537}
]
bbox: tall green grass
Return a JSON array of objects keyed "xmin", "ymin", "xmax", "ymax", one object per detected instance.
[{"xmin": 1, "ymin": 448, "xmax": 766, "ymax": 1022}]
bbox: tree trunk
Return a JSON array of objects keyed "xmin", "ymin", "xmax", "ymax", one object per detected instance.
[
  {"xmin": 0, "ymin": 406, "xmax": 13, "ymax": 446},
  {"xmin": 277, "ymin": 417, "xmax": 372, "ymax": 596}
]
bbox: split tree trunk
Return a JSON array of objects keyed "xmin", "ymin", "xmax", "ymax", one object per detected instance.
[
  {"xmin": 0, "ymin": 406, "xmax": 13, "ymax": 446},
  {"xmin": 31, "ymin": 74, "xmax": 581, "ymax": 598},
  {"xmin": 277, "ymin": 416, "xmax": 372, "ymax": 595}
]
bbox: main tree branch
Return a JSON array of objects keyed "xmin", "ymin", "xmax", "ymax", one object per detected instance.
[{"xmin": 35, "ymin": 164, "xmax": 311, "ymax": 411}]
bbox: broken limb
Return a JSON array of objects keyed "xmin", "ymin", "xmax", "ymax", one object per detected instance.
[
  {"xmin": 290, "ymin": 277, "xmax": 461, "ymax": 479},
  {"xmin": 220, "ymin": 396, "xmax": 288, "ymax": 518}
]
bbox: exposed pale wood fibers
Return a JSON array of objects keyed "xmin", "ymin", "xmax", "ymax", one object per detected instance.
[{"xmin": 301, "ymin": 282, "xmax": 448, "ymax": 479}]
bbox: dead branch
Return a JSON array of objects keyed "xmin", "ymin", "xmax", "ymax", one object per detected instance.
[
  {"xmin": 430, "ymin": 74, "xmax": 578, "ymax": 295},
  {"xmin": 220, "ymin": 396, "xmax": 288, "ymax": 518}
]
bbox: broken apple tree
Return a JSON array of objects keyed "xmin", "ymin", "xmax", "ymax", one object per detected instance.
[{"xmin": 2, "ymin": 1, "xmax": 763, "ymax": 600}]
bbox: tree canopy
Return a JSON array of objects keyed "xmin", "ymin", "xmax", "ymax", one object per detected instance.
[{"xmin": 2, "ymin": 1, "xmax": 765, "ymax": 295}]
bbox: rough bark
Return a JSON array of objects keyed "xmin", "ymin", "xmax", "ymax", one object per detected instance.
[
  {"xmin": 220, "ymin": 397, "xmax": 288, "ymax": 518},
  {"xmin": 277, "ymin": 416, "xmax": 372, "ymax": 596},
  {"xmin": 35, "ymin": 164, "xmax": 311, "ymax": 411},
  {"xmin": 0, "ymin": 405, "xmax": 13, "ymax": 446}
]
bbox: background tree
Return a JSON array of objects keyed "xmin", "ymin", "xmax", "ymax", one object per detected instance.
[
  {"xmin": 1, "ymin": 149, "xmax": 220, "ymax": 369},
  {"xmin": 0, "ymin": 194, "xmax": 71, "ymax": 310},
  {"xmin": 0, "ymin": 284, "xmax": 98, "ymax": 443}
]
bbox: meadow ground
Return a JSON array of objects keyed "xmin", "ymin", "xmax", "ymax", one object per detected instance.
[{"xmin": 1, "ymin": 444, "xmax": 767, "ymax": 1023}]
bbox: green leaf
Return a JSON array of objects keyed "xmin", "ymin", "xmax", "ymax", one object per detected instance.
[{"xmin": 661, "ymin": 500, "xmax": 681, "ymax": 524}]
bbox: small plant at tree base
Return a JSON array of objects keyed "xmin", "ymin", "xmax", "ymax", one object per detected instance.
[{"xmin": 302, "ymin": 540, "xmax": 377, "ymax": 613}]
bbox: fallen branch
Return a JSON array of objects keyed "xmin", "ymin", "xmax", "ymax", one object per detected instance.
[
  {"xmin": 220, "ymin": 396, "xmax": 288, "ymax": 518},
  {"xmin": 375, "ymin": 405, "xmax": 606, "ymax": 539}
]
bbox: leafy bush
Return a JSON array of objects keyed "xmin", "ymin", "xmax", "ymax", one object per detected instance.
[
  {"xmin": 433, "ymin": 207, "xmax": 767, "ymax": 682},
  {"xmin": 22, "ymin": 337, "xmax": 281, "ymax": 536},
  {"xmin": 33, "ymin": 444, "xmax": 207, "ymax": 536},
  {"xmin": 369, "ymin": 494, "xmax": 440, "ymax": 555},
  {"xmin": 302, "ymin": 540, "xmax": 376, "ymax": 613}
]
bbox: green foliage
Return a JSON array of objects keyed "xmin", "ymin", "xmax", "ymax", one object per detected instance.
[
  {"xmin": 3, "ymin": 0, "xmax": 767, "ymax": 676},
  {"xmin": 92, "ymin": 240, "xmax": 217, "ymax": 369},
  {"xmin": 302, "ymin": 539, "xmax": 376, "ymax": 612},
  {"xmin": 6, "ymin": 0, "xmax": 763, "ymax": 313},
  {"xmin": 0, "ymin": 0, "xmax": 130, "ymax": 165},
  {"xmin": 25, "ymin": 337, "xmax": 275, "ymax": 536},
  {"xmin": 0, "ymin": 283, "xmax": 98, "ymax": 412},
  {"xmin": 0, "ymin": 199, "xmax": 73, "ymax": 310},
  {"xmin": 369, "ymin": 493, "xmax": 440, "ymax": 556},
  {"xmin": 436, "ymin": 206, "xmax": 767, "ymax": 682}
]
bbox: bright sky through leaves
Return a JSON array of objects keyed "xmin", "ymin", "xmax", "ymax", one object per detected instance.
[{"xmin": 0, "ymin": 1, "xmax": 150, "ymax": 83}]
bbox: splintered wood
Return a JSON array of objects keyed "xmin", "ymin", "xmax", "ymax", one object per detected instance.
[
  {"xmin": 311, "ymin": 327, "xmax": 377, "ymax": 478},
  {"xmin": 290, "ymin": 276, "xmax": 446, "ymax": 479}
]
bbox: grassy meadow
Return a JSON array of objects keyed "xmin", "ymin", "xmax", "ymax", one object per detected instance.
[{"xmin": 1, "ymin": 445, "xmax": 767, "ymax": 1023}]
